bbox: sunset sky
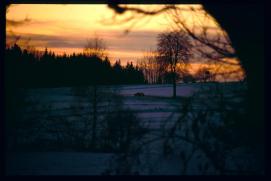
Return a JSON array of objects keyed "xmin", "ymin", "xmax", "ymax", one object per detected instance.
[
  {"xmin": 6, "ymin": 5, "xmax": 213, "ymax": 62},
  {"xmin": 6, "ymin": 4, "xmax": 244, "ymax": 81}
]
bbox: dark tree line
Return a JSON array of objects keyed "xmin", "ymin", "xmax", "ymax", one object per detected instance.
[{"xmin": 5, "ymin": 44, "xmax": 145, "ymax": 88}]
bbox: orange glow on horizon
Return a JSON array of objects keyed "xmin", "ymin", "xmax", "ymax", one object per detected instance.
[{"xmin": 6, "ymin": 4, "xmax": 244, "ymax": 81}]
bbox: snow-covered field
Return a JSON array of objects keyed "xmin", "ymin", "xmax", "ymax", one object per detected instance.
[
  {"xmin": 6, "ymin": 152, "xmax": 113, "ymax": 175},
  {"xmin": 7, "ymin": 82, "xmax": 248, "ymax": 175},
  {"xmin": 16, "ymin": 83, "xmax": 202, "ymax": 130}
]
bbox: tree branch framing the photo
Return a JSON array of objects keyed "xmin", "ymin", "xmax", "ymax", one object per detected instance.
[{"xmin": 107, "ymin": 2, "xmax": 264, "ymax": 173}]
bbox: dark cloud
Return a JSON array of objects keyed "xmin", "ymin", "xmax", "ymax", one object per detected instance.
[
  {"xmin": 6, "ymin": 28, "xmax": 231, "ymax": 65},
  {"xmin": 6, "ymin": 30, "xmax": 160, "ymax": 52},
  {"xmin": 6, "ymin": 33, "xmax": 85, "ymax": 48},
  {"xmin": 6, "ymin": 18, "xmax": 31, "ymax": 27},
  {"xmin": 102, "ymin": 30, "xmax": 159, "ymax": 51}
]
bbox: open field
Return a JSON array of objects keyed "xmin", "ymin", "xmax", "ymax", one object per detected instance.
[{"xmin": 7, "ymin": 82, "xmax": 251, "ymax": 175}]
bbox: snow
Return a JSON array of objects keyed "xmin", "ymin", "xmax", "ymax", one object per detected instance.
[
  {"xmin": 7, "ymin": 82, "xmax": 248, "ymax": 175},
  {"xmin": 118, "ymin": 84, "xmax": 199, "ymax": 97},
  {"xmin": 6, "ymin": 152, "xmax": 113, "ymax": 175}
]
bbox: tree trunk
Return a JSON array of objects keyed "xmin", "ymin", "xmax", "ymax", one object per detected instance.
[{"xmin": 173, "ymin": 67, "xmax": 176, "ymax": 99}]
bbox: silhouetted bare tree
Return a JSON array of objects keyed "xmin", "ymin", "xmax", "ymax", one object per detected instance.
[
  {"xmin": 83, "ymin": 35, "xmax": 107, "ymax": 59},
  {"xmin": 107, "ymin": 3, "xmax": 264, "ymax": 173},
  {"xmin": 106, "ymin": 4, "xmax": 235, "ymax": 62},
  {"xmin": 157, "ymin": 30, "xmax": 192, "ymax": 98},
  {"xmin": 107, "ymin": 1, "xmax": 264, "ymax": 145},
  {"xmin": 137, "ymin": 50, "xmax": 165, "ymax": 84}
]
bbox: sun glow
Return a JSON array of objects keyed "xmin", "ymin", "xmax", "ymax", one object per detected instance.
[{"xmin": 6, "ymin": 4, "xmax": 244, "ymax": 81}]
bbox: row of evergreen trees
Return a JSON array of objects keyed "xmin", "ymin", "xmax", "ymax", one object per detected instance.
[{"xmin": 5, "ymin": 44, "xmax": 145, "ymax": 88}]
